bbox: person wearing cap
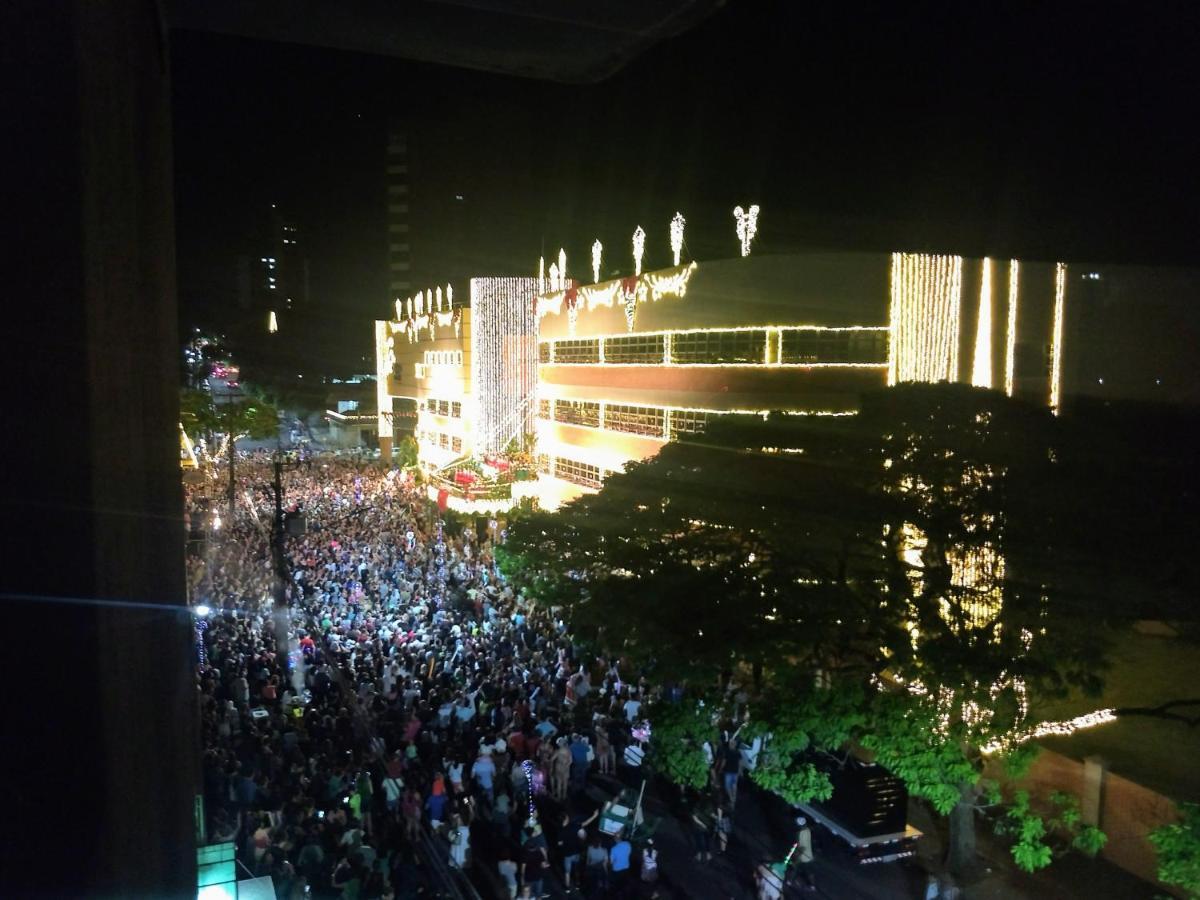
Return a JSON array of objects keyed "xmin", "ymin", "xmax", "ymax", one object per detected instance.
[{"xmin": 791, "ymin": 815, "xmax": 816, "ymax": 891}]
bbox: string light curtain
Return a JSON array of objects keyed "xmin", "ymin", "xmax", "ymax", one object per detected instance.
[
  {"xmin": 470, "ymin": 277, "xmax": 539, "ymax": 454},
  {"xmin": 888, "ymin": 252, "xmax": 964, "ymax": 385}
]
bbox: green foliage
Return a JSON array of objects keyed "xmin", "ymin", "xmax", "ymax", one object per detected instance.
[
  {"xmin": 644, "ymin": 699, "xmax": 719, "ymax": 792},
  {"xmin": 395, "ymin": 436, "xmax": 419, "ymax": 469},
  {"xmin": 746, "ymin": 680, "xmax": 866, "ymax": 805},
  {"xmin": 180, "ymin": 388, "xmax": 279, "ymax": 444},
  {"xmin": 752, "ymin": 759, "xmax": 833, "ymax": 806},
  {"xmin": 995, "ymin": 789, "xmax": 1106, "ymax": 873},
  {"xmin": 1001, "ymin": 743, "xmax": 1040, "ymax": 780},
  {"xmin": 1149, "ymin": 802, "xmax": 1200, "ymax": 898},
  {"xmin": 860, "ymin": 693, "xmax": 979, "ymax": 816},
  {"xmin": 1073, "ymin": 824, "xmax": 1107, "ymax": 857}
]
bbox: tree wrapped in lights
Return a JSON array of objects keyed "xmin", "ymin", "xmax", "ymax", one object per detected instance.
[
  {"xmin": 733, "ymin": 204, "xmax": 760, "ymax": 257},
  {"xmin": 632, "ymin": 226, "xmax": 646, "ymax": 276},
  {"xmin": 670, "ymin": 212, "xmax": 686, "ymax": 266},
  {"xmin": 501, "ymin": 383, "xmax": 1115, "ymax": 877}
]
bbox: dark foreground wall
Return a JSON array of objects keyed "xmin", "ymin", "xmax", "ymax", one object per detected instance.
[{"xmin": 1, "ymin": 2, "xmax": 197, "ymax": 896}]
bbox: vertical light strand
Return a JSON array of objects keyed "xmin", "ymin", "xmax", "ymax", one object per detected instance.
[
  {"xmin": 971, "ymin": 258, "xmax": 993, "ymax": 388},
  {"xmin": 887, "ymin": 253, "xmax": 900, "ymax": 385},
  {"xmin": 632, "ymin": 226, "xmax": 646, "ymax": 277},
  {"xmin": 1004, "ymin": 260, "xmax": 1020, "ymax": 397},
  {"xmin": 1049, "ymin": 262, "xmax": 1067, "ymax": 414},
  {"xmin": 374, "ymin": 320, "xmax": 392, "ymax": 448},
  {"xmin": 888, "ymin": 252, "xmax": 963, "ymax": 384},
  {"xmin": 949, "ymin": 254, "xmax": 963, "ymax": 382},
  {"xmin": 471, "ymin": 277, "xmax": 539, "ymax": 455}
]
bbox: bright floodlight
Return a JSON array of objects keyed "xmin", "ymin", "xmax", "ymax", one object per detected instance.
[{"xmin": 195, "ymin": 605, "xmax": 211, "ymax": 617}]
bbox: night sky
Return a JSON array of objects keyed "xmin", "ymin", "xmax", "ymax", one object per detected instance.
[{"xmin": 172, "ymin": 3, "xmax": 1200, "ymax": 396}]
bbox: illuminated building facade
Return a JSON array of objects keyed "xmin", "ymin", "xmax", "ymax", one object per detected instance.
[
  {"xmin": 376, "ymin": 250, "xmax": 1070, "ymax": 508},
  {"xmin": 376, "ymin": 277, "xmax": 539, "ymax": 473},
  {"xmin": 534, "ymin": 251, "xmax": 1069, "ymax": 506}
]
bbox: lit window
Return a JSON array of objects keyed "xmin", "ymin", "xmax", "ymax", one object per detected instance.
[
  {"xmin": 554, "ymin": 400, "xmax": 600, "ymax": 428},
  {"xmin": 605, "ymin": 404, "xmax": 665, "ymax": 437},
  {"xmin": 671, "ymin": 329, "xmax": 766, "ymax": 364},
  {"xmin": 552, "ymin": 340, "xmax": 600, "ymax": 364},
  {"xmin": 604, "ymin": 334, "xmax": 665, "ymax": 364}
]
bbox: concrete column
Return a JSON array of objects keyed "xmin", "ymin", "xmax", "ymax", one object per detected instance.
[{"xmin": 1082, "ymin": 755, "xmax": 1108, "ymax": 827}]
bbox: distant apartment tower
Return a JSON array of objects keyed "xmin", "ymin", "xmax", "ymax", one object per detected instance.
[
  {"xmin": 237, "ymin": 204, "xmax": 309, "ymax": 332},
  {"xmin": 386, "ymin": 131, "xmax": 412, "ymax": 304}
]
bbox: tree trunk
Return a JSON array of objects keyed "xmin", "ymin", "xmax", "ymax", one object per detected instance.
[{"xmin": 947, "ymin": 783, "xmax": 978, "ymax": 877}]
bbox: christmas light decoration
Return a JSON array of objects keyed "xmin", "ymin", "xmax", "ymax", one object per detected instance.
[
  {"xmin": 981, "ymin": 709, "xmax": 1117, "ymax": 755},
  {"xmin": 1049, "ymin": 262, "xmax": 1067, "ymax": 414},
  {"xmin": 522, "ymin": 760, "xmax": 536, "ymax": 818},
  {"xmin": 446, "ymin": 284, "xmax": 454, "ymax": 308},
  {"xmin": 536, "ymin": 262, "xmax": 699, "ymax": 322},
  {"xmin": 471, "ymin": 277, "xmax": 539, "ymax": 454},
  {"xmin": 436, "ymin": 286, "xmax": 444, "ymax": 312},
  {"xmin": 375, "ymin": 320, "xmax": 394, "ymax": 440},
  {"xmin": 538, "ymin": 257, "xmax": 545, "ymax": 295},
  {"xmin": 887, "ymin": 252, "xmax": 963, "ymax": 385},
  {"xmin": 591, "ymin": 240, "xmax": 603, "ymax": 283},
  {"xmin": 733, "ymin": 204, "xmax": 760, "ymax": 257},
  {"xmin": 670, "ymin": 212, "xmax": 686, "ymax": 266},
  {"xmin": 394, "ymin": 300, "xmax": 403, "ymax": 321},
  {"xmin": 1004, "ymin": 261, "xmax": 1019, "ymax": 397},
  {"xmin": 268, "ymin": 310, "xmax": 278, "ymax": 334},
  {"xmin": 416, "ymin": 290, "xmax": 424, "ymax": 316},
  {"xmin": 632, "ymin": 226, "xmax": 646, "ymax": 276},
  {"xmin": 558, "ymin": 248, "xmax": 567, "ymax": 287},
  {"xmin": 407, "ymin": 297, "xmax": 413, "ymax": 318},
  {"xmin": 548, "ymin": 263, "xmax": 561, "ymax": 293},
  {"xmin": 195, "ymin": 615, "xmax": 209, "ymax": 668},
  {"xmin": 971, "ymin": 258, "xmax": 993, "ymax": 388},
  {"xmin": 622, "ymin": 278, "xmax": 637, "ymax": 331}
]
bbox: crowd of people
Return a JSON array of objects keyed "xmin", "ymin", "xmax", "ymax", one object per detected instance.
[{"xmin": 189, "ymin": 456, "xmax": 693, "ymax": 900}]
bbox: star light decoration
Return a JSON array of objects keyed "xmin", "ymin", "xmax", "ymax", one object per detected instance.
[
  {"xmin": 669, "ymin": 212, "xmax": 686, "ymax": 266},
  {"xmin": 733, "ymin": 204, "xmax": 760, "ymax": 257},
  {"xmin": 591, "ymin": 240, "xmax": 603, "ymax": 283},
  {"xmin": 632, "ymin": 226, "xmax": 646, "ymax": 276}
]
